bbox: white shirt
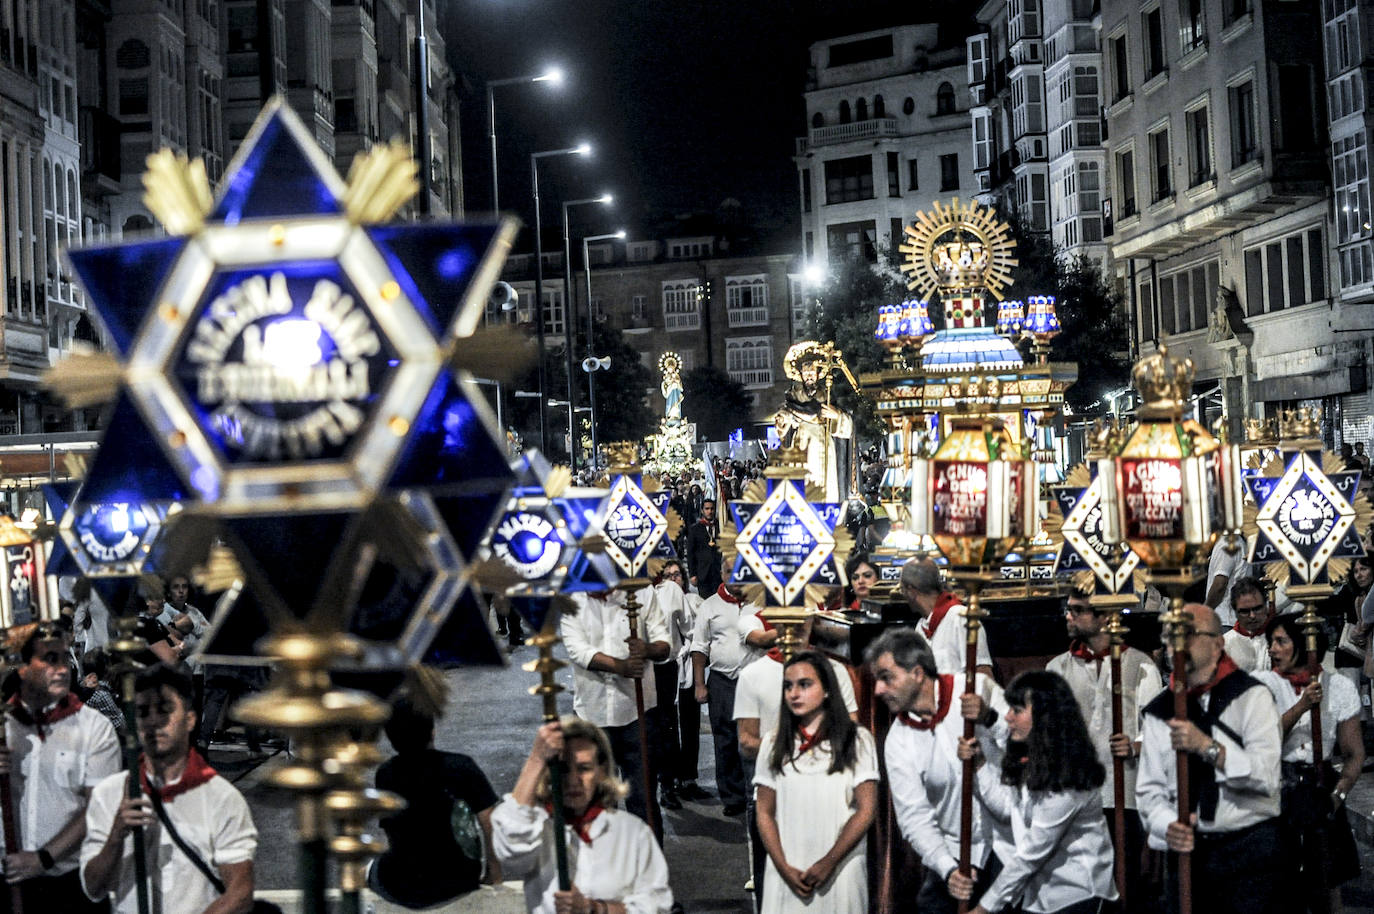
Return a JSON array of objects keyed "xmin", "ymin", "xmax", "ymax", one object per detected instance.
[
  {"xmin": 82, "ymin": 769, "xmax": 257, "ymax": 914},
  {"xmin": 652, "ymin": 582, "xmax": 698, "ymax": 689},
  {"xmin": 921, "ymin": 598, "xmax": 993, "ymax": 676},
  {"xmin": 1046, "ymin": 645, "xmax": 1162, "ymax": 809},
  {"xmin": 563, "ymin": 588, "xmax": 669, "ymax": 728},
  {"xmin": 1136, "ymin": 677, "xmax": 1281, "ymax": 849},
  {"xmin": 1223, "ymin": 628, "xmax": 1272, "ymax": 674},
  {"xmin": 492, "ymin": 799, "xmax": 672, "ymax": 914},
  {"xmin": 973, "ymin": 770, "xmax": 1117, "ymax": 913},
  {"xmin": 1207, "ymin": 541, "xmax": 1250, "ymax": 628},
  {"xmin": 1257, "ymin": 670, "xmax": 1361, "ymax": 763},
  {"xmin": 732, "ymin": 653, "xmax": 859, "ymax": 746},
  {"xmin": 689, "ymin": 590, "xmax": 762, "ymax": 680},
  {"xmin": 4, "ymin": 700, "xmax": 121, "ymax": 873},
  {"xmin": 884, "ymin": 673, "xmax": 1007, "ymax": 881}
]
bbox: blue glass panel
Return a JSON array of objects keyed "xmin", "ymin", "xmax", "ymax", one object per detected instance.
[
  {"xmin": 433, "ymin": 491, "xmax": 508, "ymax": 562},
  {"xmin": 211, "ymin": 112, "xmax": 342, "ymax": 223},
  {"xmin": 168, "ymin": 262, "xmax": 397, "ymax": 465},
  {"xmin": 364, "ymin": 224, "xmax": 503, "ymax": 336},
  {"xmin": 198, "ymin": 585, "xmax": 272, "ymax": 659},
  {"xmin": 507, "ymin": 595, "xmax": 558, "ymax": 637},
  {"xmin": 82, "ymin": 395, "xmax": 189, "ymax": 503},
  {"xmin": 425, "ymin": 590, "xmax": 505, "ymax": 666},
  {"xmin": 66, "ymin": 238, "xmax": 187, "ymax": 356},
  {"xmin": 46, "ymin": 537, "xmax": 77, "ymax": 577},
  {"xmin": 42, "ymin": 482, "xmax": 77, "ymax": 519},
  {"xmin": 350, "ymin": 555, "xmax": 432, "ymax": 642},
  {"xmin": 388, "ymin": 372, "xmax": 514, "ymax": 494},
  {"xmin": 221, "ymin": 512, "xmax": 358, "ymax": 621}
]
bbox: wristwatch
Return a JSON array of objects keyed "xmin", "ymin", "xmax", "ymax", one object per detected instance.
[
  {"xmin": 36, "ymin": 848, "xmax": 53, "ymax": 870},
  {"xmin": 1334, "ymin": 788, "xmax": 1348, "ymax": 806},
  {"xmin": 1202, "ymin": 740, "xmax": 1222, "ymax": 766}
]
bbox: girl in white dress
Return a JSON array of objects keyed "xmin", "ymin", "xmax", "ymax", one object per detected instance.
[{"xmin": 754, "ymin": 649, "xmax": 878, "ymax": 914}]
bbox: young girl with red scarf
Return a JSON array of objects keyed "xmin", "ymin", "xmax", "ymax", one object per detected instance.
[
  {"xmin": 1257, "ymin": 614, "xmax": 1364, "ymax": 913},
  {"xmin": 754, "ymin": 651, "xmax": 878, "ymax": 914}
]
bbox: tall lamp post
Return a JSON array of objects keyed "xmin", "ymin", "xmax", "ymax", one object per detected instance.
[
  {"xmin": 581, "ymin": 230, "xmax": 624, "ymax": 469},
  {"xmin": 549, "ymin": 399, "xmax": 591, "ymax": 465},
  {"xmin": 531, "ymin": 144, "xmax": 591, "ymax": 453},
  {"xmin": 560, "ymin": 194, "xmax": 613, "ymax": 471},
  {"xmin": 485, "ymin": 68, "xmax": 563, "ymax": 213}
]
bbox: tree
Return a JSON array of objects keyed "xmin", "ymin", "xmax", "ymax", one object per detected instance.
[{"xmin": 681, "ymin": 366, "xmax": 753, "ymax": 441}]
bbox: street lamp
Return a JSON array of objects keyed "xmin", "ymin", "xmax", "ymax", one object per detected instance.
[
  {"xmin": 531, "ymin": 144, "xmax": 592, "ymax": 454},
  {"xmin": 580, "ymin": 230, "xmax": 625, "ymax": 469},
  {"xmin": 560, "ymin": 193, "xmax": 613, "ymax": 472},
  {"xmin": 485, "ymin": 67, "xmax": 564, "ymax": 214}
]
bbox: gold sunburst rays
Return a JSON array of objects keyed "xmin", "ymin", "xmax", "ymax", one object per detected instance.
[
  {"xmin": 342, "ymin": 140, "xmax": 420, "ymax": 224},
  {"xmin": 42, "ymin": 348, "xmax": 124, "ymax": 410},
  {"xmin": 142, "ymin": 149, "xmax": 214, "ymax": 236},
  {"xmin": 897, "ymin": 198, "xmax": 1019, "ymax": 302}
]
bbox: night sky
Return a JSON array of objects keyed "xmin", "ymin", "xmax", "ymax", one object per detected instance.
[{"xmin": 439, "ymin": 1, "xmax": 966, "ymax": 246}]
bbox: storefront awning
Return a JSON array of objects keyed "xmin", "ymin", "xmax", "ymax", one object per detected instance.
[{"xmin": 1252, "ymin": 365, "xmax": 1367, "ymax": 402}]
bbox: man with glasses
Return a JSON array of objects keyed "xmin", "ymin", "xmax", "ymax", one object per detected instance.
[
  {"xmin": 1137, "ymin": 603, "xmax": 1282, "ymax": 914},
  {"xmin": 1223, "ymin": 578, "xmax": 1275, "ymax": 674},
  {"xmin": 1047, "ymin": 588, "xmax": 1162, "ymax": 911}
]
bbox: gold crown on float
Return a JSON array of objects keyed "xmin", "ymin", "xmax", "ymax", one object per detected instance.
[
  {"xmin": 1245, "ymin": 417, "xmax": 1278, "ymax": 443},
  {"xmin": 1279, "ymin": 407, "xmax": 1321, "ymax": 440},
  {"xmin": 1132, "ymin": 345, "xmax": 1194, "ymax": 420},
  {"xmin": 933, "ymin": 240, "xmax": 991, "ymax": 290},
  {"xmin": 605, "ymin": 441, "xmax": 640, "ymax": 472},
  {"xmin": 764, "ymin": 446, "xmax": 809, "ymax": 479}
]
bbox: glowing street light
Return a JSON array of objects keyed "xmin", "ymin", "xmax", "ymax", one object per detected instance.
[{"xmin": 486, "ymin": 67, "xmax": 567, "ymax": 213}]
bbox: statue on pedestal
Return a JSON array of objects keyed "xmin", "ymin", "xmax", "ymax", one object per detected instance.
[{"xmin": 772, "ymin": 341, "xmax": 854, "ymax": 502}]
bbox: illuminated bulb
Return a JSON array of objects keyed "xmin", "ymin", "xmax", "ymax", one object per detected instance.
[
  {"xmin": 108, "ymin": 505, "xmax": 130, "ymax": 534},
  {"xmin": 258, "ymin": 319, "xmax": 323, "ymax": 369}
]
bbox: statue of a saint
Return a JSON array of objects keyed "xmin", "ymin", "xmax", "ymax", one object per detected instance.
[
  {"xmin": 660, "ymin": 352, "xmax": 684, "ymax": 424},
  {"xmin": 772, "ymin": 341, "xmax": 853, "ymax": 501}
]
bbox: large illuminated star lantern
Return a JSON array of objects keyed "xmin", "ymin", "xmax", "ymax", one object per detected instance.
[
  {"xmin": 1045, "ymin": 464, "xmax": 1145, "ymax": 598},
  {"xmin": 475, "ymin": 450, "xmax": 618, "ymax": 632},
  {"xmin": 720, "ymin": 448, "xmax": 852, "ymax": 606},
  {"xmin": 1245, "ymin": 447, "xmax": 1369, "ymax": 586},
  {"xmin": 60, "ymin": 98, "xmax": 516, "ymax": 661},
  {"xmin": 595, "ymin": 442, "xmax": 680, "ymax": 583},
  {"xmin": 44, "ymin": 481, "xmax": 177, "ymax": 580}
]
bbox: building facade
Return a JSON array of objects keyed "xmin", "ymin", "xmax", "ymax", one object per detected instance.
[
  {"xmin": 1101, "ymin": 0, "xmax": 1371, "ymax": 445},
  {"xmin": 968, "ymin": 0, "xmax": 1107, "ymax": 265},
  {"xmin": 0, "ymin": 0, "xmax": 461, "ymax": 435},
  {"xmin": 501, "ymin": 236, "xmax": 804, "ymax": 430},
  {"xmin": 795, "ymin": 23, "xmax": 976, "ymax": 267}
]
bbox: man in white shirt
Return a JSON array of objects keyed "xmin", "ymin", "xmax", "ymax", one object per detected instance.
[
  {"xmin": 0, "ymin": 622, "xmax": 121, "ymax": 913},
  {"xmin": 898, "ymin": 559, "xmax": 992, "ymax": 677},
  {"xmin": 81, "ymin": 663, "xmax": 257, "ymax": 914},
  {"xmin": 1137, "ymin": 603, "xmax": 1282, "ymax": 914},
  {"xmin": 562, "ymin": 586, "xmax": 671, "ymax": 837},
  {"xmin": 1222, "ymin": 577, "xmax": 1274, "ymax": 674},
  {"xmin": 690, "ymin": 558, "xmax": 763, "ymax": 816},
  {"xmin": 1045, "ymin": 588, "xmax": 1162, "ymax": 910},
  {"xmin": 651, "ymin": 560, "xmax": 700, "ymax": 809},
  {"xmin": 1205, "ymin": 537, "xmax": 1250, "ymax": 629},
  {"xmin": 865, "ymin": 626, "xmax": 1006, "ymax": 914}
]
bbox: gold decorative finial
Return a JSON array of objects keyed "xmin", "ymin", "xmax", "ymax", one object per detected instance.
[
  {"xmin": 1131, "ymin": 345, "xmax": 1194, "ymax": 420},
  {"xmin": 763, "ymin": 446, "xmax": 809, "ymax": 479},
  {"xmin": 142, "ymin": 149, "xmax": 213, "ymax": 236},
  {"xmin": 1245, "ymin": 417, "xmax": 1278, "ymax": 444},
  {"xmin": 341, "ymin": 140, "xmax": 420, "ymax": 224},
  {"xmin": 605, "ymin": 441, "xmax": 640, "ymax": 473},
  {"xmin": 1278, "ymin": 407, "xmax": 1321, "ymax": 442}
]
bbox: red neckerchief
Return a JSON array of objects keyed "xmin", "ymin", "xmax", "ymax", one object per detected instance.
[
  {"xmin": 796, "ymin": 724, "xmax": 824, "ymax": 756},
  {"xmin": 1278, "ymin": 668, "xmax": 1314, "ymax": 695},
  {"xmin": 139, "ymin": 748, "xmax": 218, "ymax": 801},
  {"xmin": 1174, "ymin": 652, "xmax": 1241, "ymax": 699},
  {"xmin": 557, "ymin": 804, "xmax": 605, "ymax": 845},
  {"xmin": 7, "ymin": 693, "xmax": 84, "ymax": 741},
  {"xmin": 1232, "ymin": 616, "xmax": 1271, "ymax": 638},
  {"xmin": 1069, "ymin": 639, "xmax": 1110, "ymax": 665},
  {"xmin": 716, "ymin": 584, "xmax": 741, "ymax": 605},
  {"xmin": 755, "ymin": 612, "xmax": 784, "ymax": 662},
  {"xmin": 921, "ymin": 593, "xmax": 961, "ymax": 640},
  {"xmin": 896, "ymin": 674, "xmax": 955, "ymax": 730},
  {"xmin": 848, "ymin": 598, "xmax": 861, "ymax": 611}
]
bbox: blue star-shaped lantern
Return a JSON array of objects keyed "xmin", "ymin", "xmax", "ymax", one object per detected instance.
[
  {"xmin": 1246, "ymin": 447, "xmax": 1366, "ymax": 586},
  {"xmin": 595, "ymin": 443, "xmax": 677, "ymax": 583},
  {"xmin": 1051, "ymin": 467, "xmax": 1141, "ymax": 598}
]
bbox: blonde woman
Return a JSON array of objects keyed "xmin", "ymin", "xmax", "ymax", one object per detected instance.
[{"xmin": 494, "ymin": 716, "xmax": 672, "ymax": 914}]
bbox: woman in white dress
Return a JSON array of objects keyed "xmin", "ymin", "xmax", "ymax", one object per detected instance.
[
  {"xmin": 956, "ymin": 670, "xmax": 1117, "ymax": 914},
  {"xmin": 754, "ymin": 649, "xmax": 878, "ymax": 914},
  {"xmin": 493, "ymin": 716, "xmax": 673, "ymax": 914},
  {"xmin": 1258, "ymin": 614, "xmax": 1363, "ymax": 912}
]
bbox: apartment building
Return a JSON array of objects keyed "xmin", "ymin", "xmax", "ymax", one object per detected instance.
[{"xmin": 795, "ymin": 23, "xmax": 976, "ymax": 267}]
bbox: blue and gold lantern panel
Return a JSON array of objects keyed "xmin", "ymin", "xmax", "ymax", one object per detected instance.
[
  {"xmin": 995, "ymin": 299, "xmax": 1024, "ymax": 335},
  {"xmin": 1051, "ymin": 469, "xmax": 1141, "ymax": 596},
  {"xmin": 730, "ymin": 479, "xmax": 844, "ymax": 606},
  {"xmin": 597, "ymin": 474, "xmax": 674, "ymax": 581},
  {"xmin": 1022, "ymin": 295, "xmax": 1061, "ymax": 338},
  {"xmin": 1247, "ymin": 449, "xmax": 1364, "ymax": 586},
  {"xmin": 57, "ymin": 498, "xmax": 173, "ymax": 578}
]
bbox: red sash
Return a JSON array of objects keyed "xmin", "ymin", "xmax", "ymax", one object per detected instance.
[
  {"xmin": 895, "ymin": 674, "xmax": 955, "ymax": 730},
  {"xmin": 140, "ymin": 748, "xmax": 218, "ymax": 801},
  {"xmin": 922, "ymin": 593, "xmax": 961, "ymax": 640}
]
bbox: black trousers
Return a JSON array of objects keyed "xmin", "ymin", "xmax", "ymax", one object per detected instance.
[
  {"xmin": 603, "ymin": 718, "xmax": 663, "ymax": 843},
  {"xmin": 706, "ymin": 673, "xmax": 747, "ymax": 807},
  {"xmin": 1104, "ymin": 807, "xmax": 1155, "ymax": 914},
  {"xmin": 911, "ymin": 853, "xmax": 1002, "ymax": 914},
  {"xmin": 650, "ymin": 661, "xmax": 681, "ymax": 792},
  {"xmin": 677, "ymin": 683, "xmax": 701, "ymax": 782},
  {"xmin": 1, "ymin": 870, "xmax": 109, "ymax": 914},
  {"xmin": 1165, "ymin": 818, "xmax": 1281, "ymax": 914}
]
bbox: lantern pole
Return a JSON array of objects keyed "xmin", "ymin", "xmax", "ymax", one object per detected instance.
[
  {"xmin": 956, "ymin": 574, "xmax": 990, "ymax": 914},
  {"xmin": 1160, "ymin": 595, "xmax": 1194, "ymax": 914}
]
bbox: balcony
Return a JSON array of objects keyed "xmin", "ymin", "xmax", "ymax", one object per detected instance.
[
  {"xmin": 665, "ymin": 312, "xmax": 701, "ymax": 332},
  {"xmin": 808, "ymin": 117, "xmax": 898, "ymax": 149},
  {"xmin": 727, "ymin": 306, "xmax": 769, "ymax": 328},
  {"xmin": 730, "ymin": 368, "xmax": 773, "ymax": 388}
]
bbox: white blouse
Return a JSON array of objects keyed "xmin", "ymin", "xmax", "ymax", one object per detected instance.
[
  {"xmin": 1257, "ymin": 670, "xmax": 1361, "ymax": 763},
  {"xmin": 492, "ymin": 798, "xmax": 672, "ymax": 914}
]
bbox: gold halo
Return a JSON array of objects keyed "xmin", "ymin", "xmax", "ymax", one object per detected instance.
[{"xmin": 897, "ymin": 197, "xmax": 1019, "ymax": 301}]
